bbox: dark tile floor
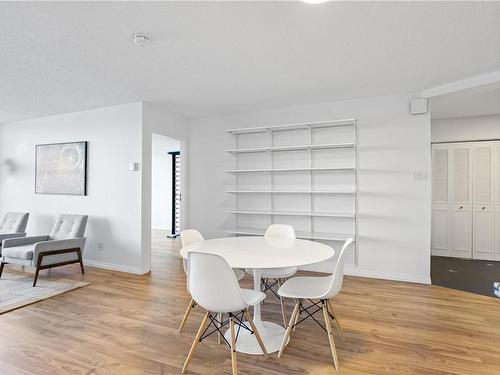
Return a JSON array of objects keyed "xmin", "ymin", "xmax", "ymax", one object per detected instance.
[{"xmin": 431, "ymin": 256, "xmax": 500, "ymax": 298}]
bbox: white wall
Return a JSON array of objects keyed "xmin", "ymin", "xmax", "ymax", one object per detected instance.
[
  {"xmin": 141, "ymin": 102, "xmax": 188, "ymax": 271},
  {"xmin": 432, "ymin": 114, "xmax": 500, "ymax": 143},
  {"xmin": 188, "ymin": 94, "xmax": 432, "ymax": 284},
  {"xmin": 152, "ymin": 134, "xmax": 180, "ymax": 230},
  {"xmin": 0, "ymin": 103, "xmax": 144, "ymax": 273}
]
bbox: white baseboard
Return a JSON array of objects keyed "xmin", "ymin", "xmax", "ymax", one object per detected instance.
[
  {"xmin": 300, "ymin": 262, "xmax": 431, "ymax": 285},
  {"xmin": 83, "ymin": 259, "xmax": 148, "ymax": 275}
]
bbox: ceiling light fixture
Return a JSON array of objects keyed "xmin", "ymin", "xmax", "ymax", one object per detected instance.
[
  {"xmin": 301, "ymin": 0, "xmax": 329, "ymax": 4},
  {"xmin": 133, "ymin": 33, "xmax": 152, "ymax": 47}
]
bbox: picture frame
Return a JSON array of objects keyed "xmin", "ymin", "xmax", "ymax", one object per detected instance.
[{"xmin": 35, "ymin": 141, "xmax": 88, "ymax": 195}]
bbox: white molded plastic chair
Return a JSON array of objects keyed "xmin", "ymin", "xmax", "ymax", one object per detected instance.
[
  {"xmin": 248, "ymin": 224, "xmax": 298, "ymax": 327},
  {"xmin": 178, "ymin": 229, "xmax": 245, "ymax": 333},
  {"xmin": 277, "ymin": 238, "xmax": 354, "ymax": 370},
  {"xmin": 182, "ymin": 251, "xmax": 268, "ymax": 375}
]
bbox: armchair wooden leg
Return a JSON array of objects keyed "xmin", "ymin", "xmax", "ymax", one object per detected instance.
[
  {"xmin": 179, "ymin": 298, "xmax": 196, "ymax": 333},
  {"xmin": 322, "ymin": 300, "xmax": 339, "ymax": 370},
  {"xmin": 278, "ymin": 302, "xmax": 300, "ymax": 358},
  {"xmin": 77, "ymin": 249, "xmax": 85, "ymax": 274},
  {"xmin": 229, "ymin": 316, "xmax": 238, "ymax": 375},
  {"xmin": 244, "ymin": 309, "xmax": 268, "ymax": 358},
  {"xmin": 33, "ymin": 266, "xmax": 41, "ymax": 287},
  {"xmin": 182, "ymin": 311, "xmax": 210, "ymax": 373},
  {"xmin": 0, "ymin": 262, "xmax": 5, "ymax": 278},
  {"xmin": 327, "ymin": 299, "xmax": 345, "ymax": 341}
]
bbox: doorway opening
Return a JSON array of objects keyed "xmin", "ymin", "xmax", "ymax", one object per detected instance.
[
  {"xmin": 151, "ymin": 133, "xmax": 182, "ymax": 264},
  {"xmin": 429, "ymin": 83, "xmax": 500, "ymax": 298}
]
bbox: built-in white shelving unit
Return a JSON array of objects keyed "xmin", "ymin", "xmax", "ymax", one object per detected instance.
[
  {"xmin": 226, "ymin": 228, "xmax": 352, "ymax": 242},
  {"xmin": 225, "ymin": 118, "xmax": 358, "ymax": 264},
  {"xmin": 225, "ymin": 166, "xmax": 355, "ymax": 173},
  {"xmin": 226, "ymin": 189, "xmax": 355, "ymax": 194},
  {"xmin": 225, "ymin": 143, "xmax": 355, "ymax": 154},
  {"xmin": 226, "ymin": 210, "xmax": 355, "ymax": 218}
]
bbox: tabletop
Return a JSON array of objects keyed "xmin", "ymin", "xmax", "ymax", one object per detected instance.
[{"xmin": 180, "ymin": 236, "xmax": 335, "ymax": 269}]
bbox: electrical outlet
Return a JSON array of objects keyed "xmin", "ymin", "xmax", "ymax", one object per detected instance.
[{"xmin": 98, "ymin": 242, "xmax": 104, "ymax": 251}]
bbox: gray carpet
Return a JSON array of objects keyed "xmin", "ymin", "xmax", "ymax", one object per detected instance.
[{"xmin": 0, "ymin": 271, "xmax": 89, "ymax": 314}]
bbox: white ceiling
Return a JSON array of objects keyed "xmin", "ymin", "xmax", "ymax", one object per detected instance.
[{"xmin": 1, "ymin": 1, "xmax": 500, "ymax": 124}]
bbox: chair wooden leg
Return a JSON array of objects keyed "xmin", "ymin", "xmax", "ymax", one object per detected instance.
[
  {"xmin": 229, "ymin": 316, "xmax": 238, "ymax": 375},
  {"xmin": 77, "ymin": 249, "xmax": 85, "ymax": 274},
  {"xmin": 182, "ymin": 311, "xmax": 210, "ymax": 373},
  {"xmin": 322, "ymin": 301, "xmax": 339, "ymax": 370},
  {"xmin": 179, "ymin": 298, "xmax": 196, "ymax": 333},
  {"xmin": 327, "ymin": 299, "xmax": 345, "ymax": 341},
  {"xmin": 217, "ymin": 313, "xmax": 222, "ymax": 344},
  {"xmin": 278, "ymin": 302, "xmax": 300, "ymax": 358},
  {"xmin": 293, "ymin": 299, "xmax": 301, "ymax": 331},
  {"xmin": 244, "ymin": 310, "xmax": 268, "ymax": 358},
  {"xmin": 0, "ymin": 262, "xmax": 5, "ymax": 278},
  {"xmin": 277, "ymin": 279, "xmax": 287, "ymax": 327},
  {"xmin": 33, "ymin": 266, "xmax": 41, "ymax": 287}
]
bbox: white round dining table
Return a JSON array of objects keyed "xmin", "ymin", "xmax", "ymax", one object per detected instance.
[{"xmin": 180, "ymin": 236, "xmax": 335, "ymax": 355}]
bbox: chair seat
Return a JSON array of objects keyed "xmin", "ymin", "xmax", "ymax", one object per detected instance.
[
  {"xmin": 2, "ymin": 245, "xmax": 33, "ymax": 260},
  {"xmin": 278, "ymin": 275, "xmax": 334, "ymax": 299},
  {"xmin": 233, "ymin": 268, "xmax": 246, "ymax": 281},
  {"xmin": 241, "ymin": 289, "xmax": 266, "ymax": 306},
  {"xmin": 255, "ymin": 266, "xmax": 298, "ymax": 279}
]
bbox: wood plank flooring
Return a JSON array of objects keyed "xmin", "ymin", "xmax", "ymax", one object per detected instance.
[{"xmin": 0, "ymin": 231, "xmax": 499, "ymax": 374}]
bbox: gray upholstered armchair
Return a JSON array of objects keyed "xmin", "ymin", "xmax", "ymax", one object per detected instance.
[
  {"xmin": 0, "ymin": 212, "xmax": 29, "ymax": 253},
  {"xmin": 0, "ymin": 214, "xmax": 88, "ymax": 286}
]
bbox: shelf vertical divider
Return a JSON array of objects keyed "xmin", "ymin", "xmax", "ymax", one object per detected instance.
[{"xmin": 354, "ymin": 120, "xmax": 359, "ymax": 265}]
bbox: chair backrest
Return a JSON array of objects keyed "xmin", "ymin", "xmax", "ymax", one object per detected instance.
[
  {"xmin": 187, "ymin": 251, "xmax": 248, "ymax": 313},
  {"xmin": 265, "ymin": 224, "xmax": 296, "ymax": 240},
  {"xmin": 323, "ymin": 238, "xmax": 354, "ymax": 299},
  {"xmin": 49, "ymin": 214, "xmax": 88, "ymax": 240},
  {"xmin": 180, "ymin": 229, "xmax": 204, "ymax": 274},
  {"xmin": 180, "ymin": 229, "xmax": 204, "ymax": 247},
  {"xmin": 0, "ymin": 212, "xmax": 29, "ymax": 234}
]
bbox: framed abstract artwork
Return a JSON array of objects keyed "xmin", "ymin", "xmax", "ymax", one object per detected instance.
[{"xmin": 35, "ymin": 141, "xmax": 88, "ymax": 195}]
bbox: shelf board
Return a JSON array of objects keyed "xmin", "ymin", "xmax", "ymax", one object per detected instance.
[
  {"xmin": 226, "ymin": 228, "xmax": 354, "ymax": 242},
  {"xmin": 226, "ymin": 118, "xmax": 356, "ymax": 134},
  {"xmin": 226, "ymin": 189, "xmax": 355, "ymax": 194},
  {"xmin": 225, "ymin": 167, "xmax": 355, "ymax": 173},
  {"xmin": 226, "ymin": 210, "xmax": 355, "ymax": 218},
  {"xmin": 225, "ymin": 143, "xmax": 355, "ymax": 154}
]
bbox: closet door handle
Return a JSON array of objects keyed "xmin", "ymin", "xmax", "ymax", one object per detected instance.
[
  {"xmin": 459, "ymin": 206, "xmax": 463, "ymax": 209},
  {"xmin": 482, "ymin": 206, "xmax": 486, "ymax": 210}
]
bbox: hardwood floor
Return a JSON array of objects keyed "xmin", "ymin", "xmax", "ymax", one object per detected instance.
[{"xmin": 1, "ymin": 232, "xmax": 500, "ymax": 374}]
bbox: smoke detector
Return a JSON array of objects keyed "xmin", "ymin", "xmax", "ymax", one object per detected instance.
[{"xmin": 133, "ymin": 33, "xmax": 151, "ymax": 47}]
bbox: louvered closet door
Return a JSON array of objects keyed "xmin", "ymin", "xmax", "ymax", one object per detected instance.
[
  {"xmin": 473, "ymin": 142, "xmax": 495, "ymax": 260},
  {"xmin": 432, "ymin": 144, "xmax": 451, "ymax": 256},
  {"xmin": 451, "ymin": 143, "xmax": 473, "ymax": 258}
]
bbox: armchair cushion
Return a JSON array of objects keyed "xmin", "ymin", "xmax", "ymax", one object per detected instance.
[
  {"xmin": 50, "ymin": 214, "xmax": 88, "ymax": 240},
  {"xmin": 2, "ymin": 245, "xmax": 34, "ymax": 260},
  {"xmin": 2, "ymin": 235, "xmax": 49, "ymax": 249},
  {"xmin": 33, "ymin": 238, "xmax": 86, "ymax": 267}
]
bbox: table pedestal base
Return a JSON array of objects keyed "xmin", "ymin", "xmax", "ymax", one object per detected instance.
[{"xmin": 224, "ymin": 320, "xmax": 288, "ymax": 355}]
